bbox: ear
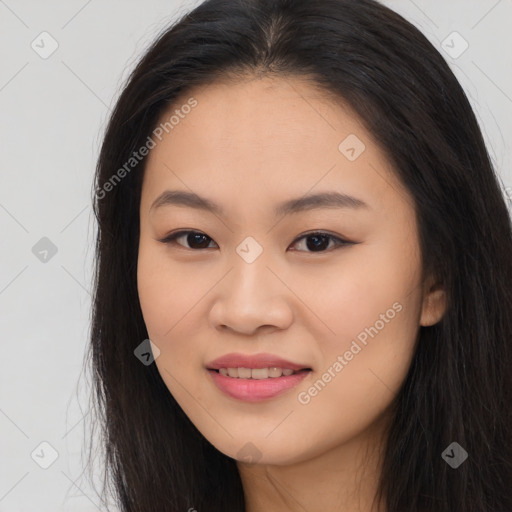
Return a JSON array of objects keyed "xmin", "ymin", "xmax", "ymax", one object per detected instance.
[{"xmin": 420, "ymin": 276, "xmax": 447, "ymax": 327}]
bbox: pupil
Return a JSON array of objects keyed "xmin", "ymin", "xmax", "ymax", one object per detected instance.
[
  {"xmin": 188, "ymin": 233, "xmax": 210, "ymax": 249},
  {"xmin": 306, "ymin": 234, "xmax": 329, "ymax": 251}
]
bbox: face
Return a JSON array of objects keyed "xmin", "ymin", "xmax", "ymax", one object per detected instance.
[{"xmin": 137, "ymin": 75, "xmax": 446, "ymax": 466}]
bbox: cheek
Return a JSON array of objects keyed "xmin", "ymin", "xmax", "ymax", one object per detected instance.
[
  {"xmin": 295, "ymin": 241, "xmax": 422, "ymax": 404},
  {"xmin": 137, "ymin": 248, "xmax": 203, "ymax": 402},
  {"xmin": 296, "ymin": 247, "xmax": 421, "ymax": 348},
  {"xmin": 137, "ymin": 250, "xmax": 172, "ymax": 340},
  {"xmin": 137, "ymin": 244, "xmax": 206, "ymax": 340},
  {"xmin": 137, "ymin": 244, "xmax": 214, "ymax": 402},
  {"xmin": 290, "ymin": 297, "xmax": 420, "ymax": 463}
]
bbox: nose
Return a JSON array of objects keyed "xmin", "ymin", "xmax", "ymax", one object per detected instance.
[{"xmin": 208, "ymin": 250, "xmax": 294, "ymax": 336}]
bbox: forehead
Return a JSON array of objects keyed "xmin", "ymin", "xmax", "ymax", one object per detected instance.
[
  {"xmin": 159, "ymin": 75, "xmax": 362, "ymax": 152},
  {"xmin": 141, "ymin": 76, "xmax": 412, "ymax": 217}
]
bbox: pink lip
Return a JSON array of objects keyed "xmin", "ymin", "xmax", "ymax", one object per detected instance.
[
  {"xmin": 206, "ymin": 352, "xmax": 311, "ymax": 371},
  {"xmin": 205, "ymin": 352, "xmax": 312, "ymax": 402},
  {"xmin": 207, "ymin": 368, "xmax": 311, "ymax": 402}
]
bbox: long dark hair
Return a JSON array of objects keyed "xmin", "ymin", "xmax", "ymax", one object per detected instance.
[{"xmin": 83, "ymin": 0, "xmax": 512, "ymax": 510}]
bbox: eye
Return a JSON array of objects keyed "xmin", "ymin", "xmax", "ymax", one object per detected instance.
[
  {"xmin": 158, "ymin": 230, "xmax": 354, "ymax": 253},
  {"xmin": 159, "ymin": 230, "xmax": 217, "ymax": 250},
  {"xmin": 290, "ymin": 231, "xmax": 353, "ymax": 252}
]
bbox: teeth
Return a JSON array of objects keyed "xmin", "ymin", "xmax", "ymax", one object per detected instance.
[{"xmin": 217, "ymin": 367, "xmax": 299, "ymax": 379}]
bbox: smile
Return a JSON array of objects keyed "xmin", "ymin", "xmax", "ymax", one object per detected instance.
[
  {"xmin": 216, "ymin": 367, "xmax": 302, "ymax": 379},
  {"xmin": 207, "ymin": 368, "xmax": 311, "ymax": 402}
]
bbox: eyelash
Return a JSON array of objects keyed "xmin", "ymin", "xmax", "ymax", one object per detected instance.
[{"xmin": 158, "ymin": 230, "xmax": 354, "ymax": 253}]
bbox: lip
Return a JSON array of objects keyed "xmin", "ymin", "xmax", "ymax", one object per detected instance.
[
  {"xmin": 206, "ymin": 352, "xmax": 311, "ymax": 371},
  {"xmin": 205, "ymin": 352, "xmax": 312, "ymax": 402},
  {"xmin": 207, "ymin": 368, "xmax": 311, "ymax": 402}
]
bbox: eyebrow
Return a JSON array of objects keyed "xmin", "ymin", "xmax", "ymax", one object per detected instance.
[{"xmin": 149, "ymin": 189, "xmax": 369, "ymax": 217}]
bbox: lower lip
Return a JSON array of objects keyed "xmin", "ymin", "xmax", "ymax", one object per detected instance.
[{"xmin": 207, "ymin": 369, "xmax": 311, "ymax": 402}]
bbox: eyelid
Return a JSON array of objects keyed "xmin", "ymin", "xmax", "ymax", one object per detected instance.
[{"xmin": 158, "ymin": 229, "xmax": 356, "ymax": 252}]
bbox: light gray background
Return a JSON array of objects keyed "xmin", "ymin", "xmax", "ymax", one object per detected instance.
[{"xmin": 1, "ymin": 0, "xmax": 511, "ymax": 510}]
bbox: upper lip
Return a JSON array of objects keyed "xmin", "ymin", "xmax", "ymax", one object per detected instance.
[{"xmin": 206, "ymin": 352, "xmax": 311, "ymax": 371}]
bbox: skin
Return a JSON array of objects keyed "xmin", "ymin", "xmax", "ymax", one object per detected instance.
[{"xmin": 137, "ymin": 75, "xmax": 447, "ymax": 512}]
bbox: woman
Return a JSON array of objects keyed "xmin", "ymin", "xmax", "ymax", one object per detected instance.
[{"xmin": 85, "ymin": 0, "xmax": 512, "ymax": 510}]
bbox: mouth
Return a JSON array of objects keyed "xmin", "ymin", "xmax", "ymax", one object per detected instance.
[
  {"xmin": 205, "ymin": 353, "xmax": 313, "ymax": 401},
  {"xmin": 208, "ymin": 367, "xmax": 312, "ymax": 379},
  {"xmin": 206, "ymin": 367, "xmax": 312, "ymax": 402}
]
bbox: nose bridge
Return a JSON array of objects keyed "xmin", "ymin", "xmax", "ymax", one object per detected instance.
[
  {"xmin": 209, "ymin": 235, "xmax": 293, "ymax": 333},
  {"xmin": 229, "ymin": 236, "xmax": 275, "ymax": 304}
]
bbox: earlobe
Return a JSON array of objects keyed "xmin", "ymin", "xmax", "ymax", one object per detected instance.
[{"xmin": 420, "ymin": 285, "xmax": 447, "ymax": 327}]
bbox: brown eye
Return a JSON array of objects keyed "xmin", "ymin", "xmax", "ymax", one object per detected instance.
[
  {"xmin": 290, "ymin": 232, "xmax": 352, "ymax": 253},
  {"xmin": 159, "ymin": 230, "xmax": 217, "ymax": 249}
]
